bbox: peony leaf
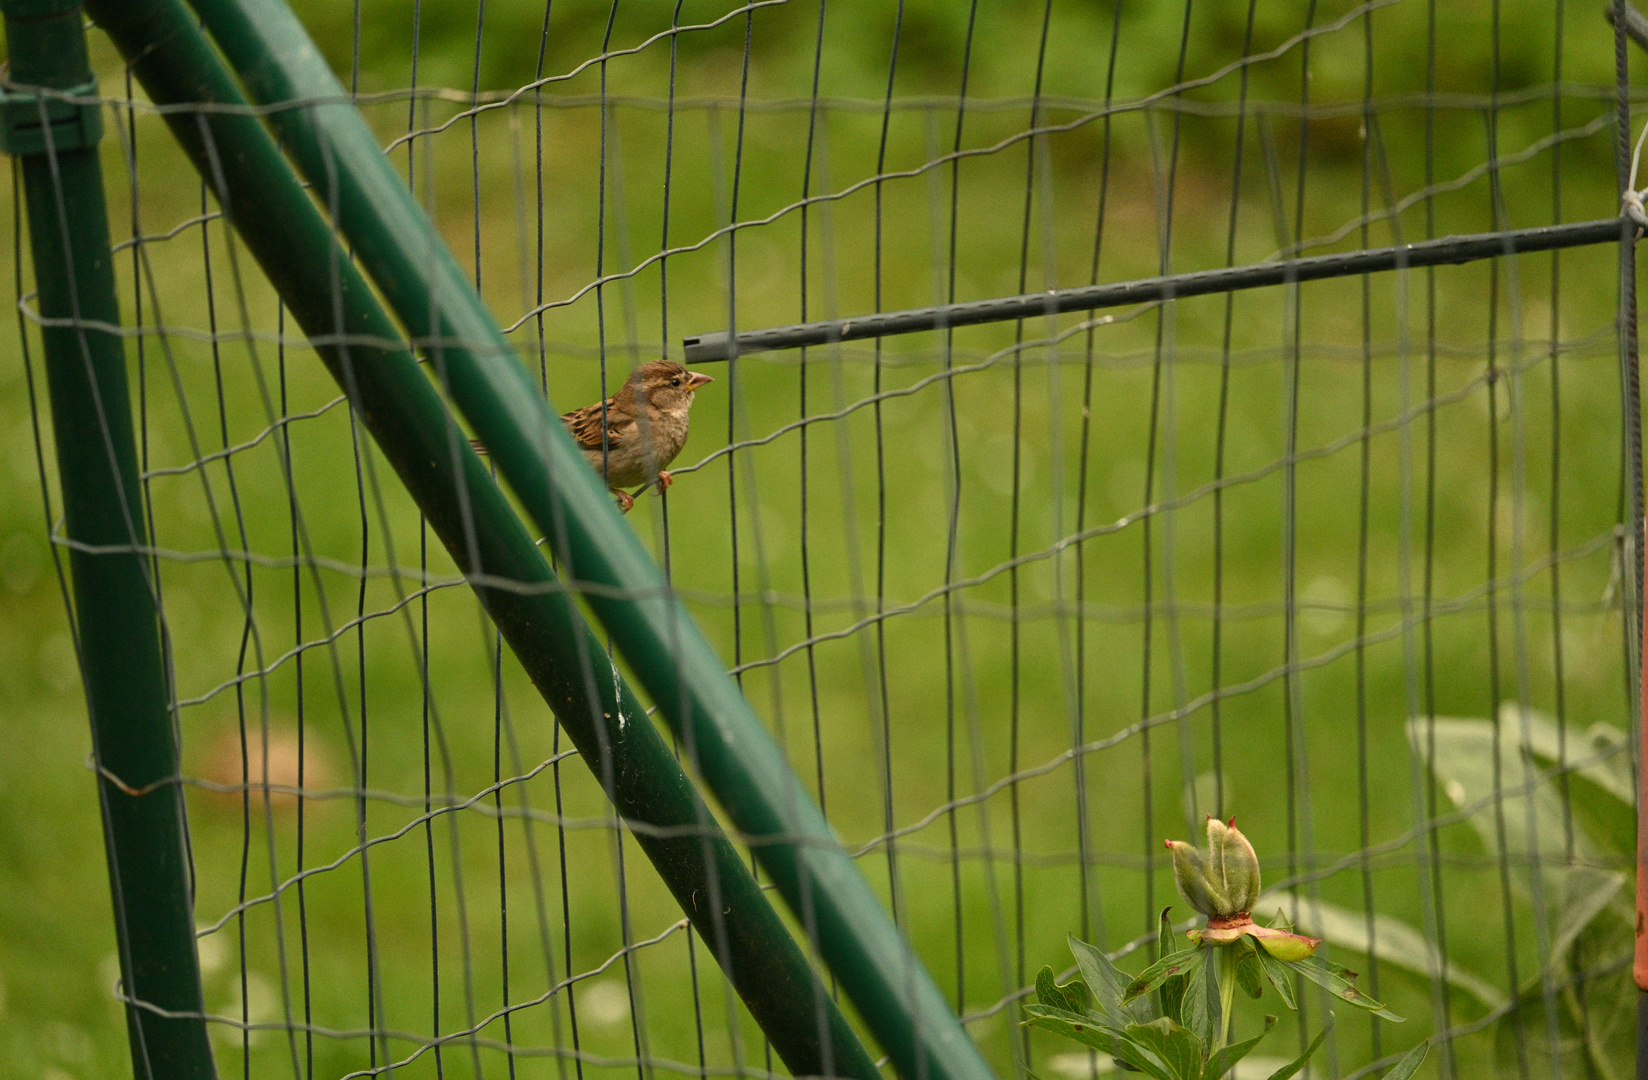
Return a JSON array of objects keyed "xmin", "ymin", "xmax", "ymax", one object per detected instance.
[
  {"xmin": 1179, "ymin": 950, "xmax": 1218, "ymax": 1046},
  {"xmin": 1264, "ymin": 1012, "xmax": 1334, "ymax": 1080},
  {"xmin": 1124, "ymin": 949, "xmax": 1205, "ymax": 1005},
  {"xmin": 1290, "ymin": 957, "xmax": 1403, "ymax": 1022},
  {"xmin": 1024, "ymin": 1004, "xmax": 1172, "ymax": 1080},
  {"xmin": 1070, "ymin": 934, "xmax": 1153, "ymax": 1025},
  {"xmin": 1256, "ymin": 894, "xmax": 1506, "ymax": 1011},
  {"xmin": 1235, "ymin": 941, "xmax": 1265, "ymax": 1000},
  {"xmin": 1201, "ymin": 1015, "xmax": 1277, "ymax": 1080},
  {"xmin": 1381, "ymin": 1040, "xmax": 1430, "ymax": 1080},
  {"xmin": 1254, "ymin": 949, "xmax": 1298, "ymax": 1012},
  {"xmin": 1037, "ymin": 965, "xmax": 1090, "ymax": 1015},
  {"xmin": 1125, "ymin": 1018, "xmax": 1205, "ymax": 1080}
]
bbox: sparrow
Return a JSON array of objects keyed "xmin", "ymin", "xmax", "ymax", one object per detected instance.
[{"xmin": 471, "ymin": 360, "xmax": 714, "ymax": 512}]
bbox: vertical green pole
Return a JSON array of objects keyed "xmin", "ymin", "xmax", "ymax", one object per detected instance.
[{"xmin": 0, "ymin": 3, "xmax": 216, "ymax": 1079}]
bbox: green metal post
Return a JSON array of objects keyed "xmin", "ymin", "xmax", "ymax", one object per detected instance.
[
  {"xmin": 80, "ymin": 2, "xmax": 881, "ymax": 1076},
  {"xmin": 0, "ymin": 3, "xmax": 216, "ymax": 1078},
  {"xmin": 178, "ymin": 4, "xmax": 997, "ymax": 1080}
]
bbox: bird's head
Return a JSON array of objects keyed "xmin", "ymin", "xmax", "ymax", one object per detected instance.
[{"xmin": 632, "ymin": 360, "xmax": 713, "ymax": 413}]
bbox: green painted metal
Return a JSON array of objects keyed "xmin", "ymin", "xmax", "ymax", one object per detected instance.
[
  {"xmin": 1, "ymin": 2, "xmax": 216, "ymax": 1078},
  {"xmin": 179, "ymin": 3, "xmax": 998, "ymax": 1079},
  {"xmin": 80, "ymin": 1, "xmax": 880, "ymax": 1075},
  {"xmin": 0, "ymin": 77, "xmax": 103, "ymax": 155}
]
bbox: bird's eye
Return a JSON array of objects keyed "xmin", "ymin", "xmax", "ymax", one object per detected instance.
[{"xmin": 670, "ymin": 377, "xmax": 681, "ymax": 387}]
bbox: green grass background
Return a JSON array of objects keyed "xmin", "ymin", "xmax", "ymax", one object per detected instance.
[{"xmin": 0, "ymin": 0, "xmax": 1638, "ymax": 1078}]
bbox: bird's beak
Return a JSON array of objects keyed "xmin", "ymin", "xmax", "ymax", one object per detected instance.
[{"xmin": 687, "ymin": 371, "xmax": 714, "ymax": 389}]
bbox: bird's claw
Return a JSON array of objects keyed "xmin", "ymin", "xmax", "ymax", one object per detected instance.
[
  {"xmin": 613, "ymin": 489, "xmax": 635, "ymax": 513},
  {"xmin": 656, "ymin": 471, "xmax": 674, "ymax": 493}
]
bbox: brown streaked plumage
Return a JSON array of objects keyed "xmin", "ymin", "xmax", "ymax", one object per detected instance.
[{"xmin": 471, "ymin": 360, "xmax": 713, "ymax": 512}]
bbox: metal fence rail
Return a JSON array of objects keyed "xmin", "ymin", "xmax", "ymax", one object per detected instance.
[{"xmin": 683, "ymin": 218, "xmax": 1631, "ymax": 362}]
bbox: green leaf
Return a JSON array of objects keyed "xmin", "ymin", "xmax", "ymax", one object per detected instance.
[
  {"xmin": 1235, "ymin": 942, "xmax": 1265, "ymax": 1000},
  {"xmin": 1491, "ymin": 705, "xmax": 1632, "ymax": 805},
  {"xmin": 1124, "ymin": 949, "xmax": 1204, "ymax": 1004},
  {"xmin": 1381, "ymin": 1040, "xmax": 1430, "ymax": 1080},
  {"xmin": 1291, "ymin": 956, "xmax": 1404, "ymax": 1022},
  {"xmin": 1264, "ymin": 1012, "xmax": 1334, "ymax": 1080},
  {"xmin": 1410, "ymin": 714, "xmax": 1633, "ymax": 939},
  {"xmin": 1202, "ymin": 1015, "xmax": 1276, "ymax": 1080},
  {"xmin": 1202, "ymin": 950, "xmax": 1223, "ymax": 1046},
  {"xmin": 1023, "ymin": 1004, "xmax": 1173, "ymax": 1080},
  {"xmin": 1036, "ymin": 966, "xmax": 1064, "ymax": 1009},
  {"xmin": 1161, "ymin": 969, "xmax": 1189, "ymax": 1026},
  {"xmin": 1024, "ymin": 1002, "xmax": 1132, "ymax": 1051},
  {"xmin": 1125, "ymin": 1017, "xmax": 1205, "ymax": 1080},
  {"xmin": 1023, "ymin": 1003, "xmax": 1121, "ymax": 1034},
  {"xmin": 1180, "ymin": 950, "xmax": 1221, "ymax": 1047},
  {"xmin": 1071, "ymin": 935, "xmax": 1150, "ymax": 1024},
  {"xmin": 1254, "ymin": 895, "xmax": 1506, "ymax": 1011},
  {"xmin": 1549, "ymin": 866, "xmax": 1628, "ymax": 973},
  {"xmin": 1254, "ymin": 949, "xmax": 1298, "ymax": 1011},
  {"xmin": 1038, "ymin": 965, "xmax": 1091, "ymax": 1015}
]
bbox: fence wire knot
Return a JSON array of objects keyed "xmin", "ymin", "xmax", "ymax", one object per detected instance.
[
  {"xmin": 1626, "ymin": 119, "xmax": 1648, "ymax": 233},
  {"xmin": 1622, "ymin": 187, "xmax": 1648, "ymax": 234}
]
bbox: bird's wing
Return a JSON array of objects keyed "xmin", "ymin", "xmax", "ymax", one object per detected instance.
[
  {"xmin": 470, "ymin": 402, "xmax": 634, "ymax": 457},
  {"xmin": 562, "ymin": 399, "xmax": 635, "ymax": 451}
]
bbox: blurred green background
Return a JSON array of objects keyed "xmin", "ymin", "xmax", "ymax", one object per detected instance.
[{"xmin": 0, "ymin": 0, "xmax": 1639, "ymax": 1078}]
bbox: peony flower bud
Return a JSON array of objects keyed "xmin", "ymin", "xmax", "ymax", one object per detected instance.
[
  {"xmin": 1163, "ymin": 820, "xmax": 1321, "ymax": 961},
  {"xmin": 1166, "ymin": 837, "xmax": 1229, "ymax": 918},
  {"xmin": 1209, "ymin": 817, "xmax": 1261, "ymax": 915},
  {"xmin": 1169, "ymin": 819, "xmax": 1261, "ymax": 920}
]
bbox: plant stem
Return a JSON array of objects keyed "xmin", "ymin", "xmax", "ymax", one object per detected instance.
[{"xmin": 1216, "ymin": 947, "xmax": 1238, "ymax": 1052}]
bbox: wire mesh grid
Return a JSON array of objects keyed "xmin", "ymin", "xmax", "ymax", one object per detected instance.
[{"xmin": 2, "ymin": 0, "xmax": 1641, "ymax": 1078}]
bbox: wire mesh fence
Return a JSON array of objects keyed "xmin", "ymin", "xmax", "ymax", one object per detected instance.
[{"xmin": 2, "ymin": 1, "xmax": 1640, "ymax": 1079}]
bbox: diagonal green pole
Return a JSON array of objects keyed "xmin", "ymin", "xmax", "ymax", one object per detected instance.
[
  {"xmin": 178, "ymin": 2, "xmax": 998, "ymax": 1079},
  {"xmin": 0, "ymin": 1, "xmax": 215, "ymax": 1077},
  {"xmin": 80, "ymin": 0, "xmax": 881, "ymax": 1076}
]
